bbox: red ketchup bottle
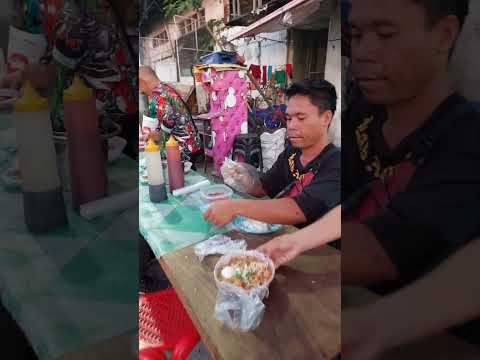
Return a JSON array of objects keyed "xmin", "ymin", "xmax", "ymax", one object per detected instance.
[
  {"xmin": 165, "ymin": 135, "xmax": 184, "ymax": 192},
  {"xmin": 63, "ymin": 75, "xmax": 108, "ymax": 209}
]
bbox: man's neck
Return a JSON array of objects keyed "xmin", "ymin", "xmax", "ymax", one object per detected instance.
[
  {"xmin": 300, "ymin": 138, "xmax": 329, "ymax": 165},
  {"xmin": 384, "ymin": 74, "xmax": 454, "ymax": 148}
]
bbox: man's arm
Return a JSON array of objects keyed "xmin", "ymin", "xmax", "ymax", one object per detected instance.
[
  {"xmin": 282, "ymin": 204, "xmax": 341, "ymax": 249},
  {"xmin": 246, "ymin": 179, "xmax": 267, "ymax": 198},
  {"xmin": 203, "ymin": 197, "xmax": 306, "ymax": 227},
  {"xmin": 343, "ymin": 237, "xmax": 480, "ymax": 358},
  {"xmin": 235, "ymin": 198, "xmax": 307, "ymax": 225},
  {"xmin": 342, "ymin": 221, "xmax": 400, "ymax": 286},
  {"xmin": 258, "ymin": 205, "xmax": 341, "ymax": 267},
  {"xmin": 221, "ymin": 164, "xmax": 267, "ymax": 198}
]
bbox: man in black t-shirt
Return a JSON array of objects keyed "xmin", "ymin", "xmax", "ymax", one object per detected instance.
[
  {"xmin": 203, "ymin": 80, "xmax": 341, "ymax": 228},
  {"xmin": 342, "ymin": 0, "xmax": 480, "ymax": 287}
]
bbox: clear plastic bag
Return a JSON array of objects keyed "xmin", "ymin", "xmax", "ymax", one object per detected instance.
[
  {"xmin": 213, "ymin": 251, "xmax": 275, "ymax": 331},
  {"xmin": 193, "ymin": 234, "xmax": 247, "ymax": 261},
  {"xmin": 214, "ymin": 288, "xmax": 265, "ymax": 332},
  {"xmin": 220, "ymin": 158, "xmax": 261, "ymax": 194}
]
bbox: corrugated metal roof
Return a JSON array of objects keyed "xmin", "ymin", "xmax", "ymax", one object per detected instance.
[{"xmin": 229, "ymin": 0, "xmax": 332, "ymax": 40}]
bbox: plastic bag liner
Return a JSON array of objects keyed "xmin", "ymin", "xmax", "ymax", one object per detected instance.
[
  {"xmin": 194, "ymin": 234, "xmax": 247, "ymax": 261},
  {"xmin": 213, "ymin": 250, "xmax": 275, "ymax": 332},
  {"xmin": 220, "ymin": 158, "xmax": 261, "ymax": 194}
]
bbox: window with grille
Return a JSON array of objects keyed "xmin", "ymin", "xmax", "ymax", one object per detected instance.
[
  {"xmin": 152, "ymin": 30, "xmax": 168, "ymax": 48},
  {"xmin": 229, "ymin": 0, "xmax": 265, "ymax": 18},
  {"xmin": 197, "ymin": 9, "xmax": 206, "ymax": 26}
]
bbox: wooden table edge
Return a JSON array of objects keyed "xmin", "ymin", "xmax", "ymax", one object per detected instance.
[{"xmin": 159, "ymin": 240, "xmax": 342, "ymax": 360}]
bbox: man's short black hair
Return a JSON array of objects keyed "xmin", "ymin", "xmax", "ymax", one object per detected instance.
[
  {"xmin": 286, "ymin": 79, "xmax": 337, "ymax": 115},
  {"xmin": 413, "ymin": 0, "xmax": 470, "ymax": 29}
]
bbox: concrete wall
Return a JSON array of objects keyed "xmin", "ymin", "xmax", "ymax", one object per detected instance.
[
  {"xmin": 147, "ymin": 0, "xmax": 227, "ymax": 85},
  {"xmin": 230, "ymin": 29, "xmax": 289, "ymax": 68},
  {"xmin": 289, "ymin": 29, "xmax": 328, "ymax": 82},
  {"xmin": 204, "ymin": 0, "xmax": 225, "ymax": 20},
  {"xmin": 156, "ymin": 61, "xmax": 178, "ymax": 82}
]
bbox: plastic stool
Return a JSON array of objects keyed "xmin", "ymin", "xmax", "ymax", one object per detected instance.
[
  {"xmin": 139, "ymin": 288, "xmax": 200, "ymax": 360},
  {"xmin": 139, "ymin": 346, "xmax": 167, "ymax": 360}
]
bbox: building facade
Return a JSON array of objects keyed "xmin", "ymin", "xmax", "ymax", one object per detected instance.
[{"xmin": 142, "ymin": 0, "xmax": 342, "ymax": 145}]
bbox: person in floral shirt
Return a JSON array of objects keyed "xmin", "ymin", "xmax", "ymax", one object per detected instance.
[
  {"xmin": 139, "ymin": 66, "xmax": 201, "ymax": 162},
  {"xmin": 1, "ymin": 0, "xmax": 138, "ymax": 133}
]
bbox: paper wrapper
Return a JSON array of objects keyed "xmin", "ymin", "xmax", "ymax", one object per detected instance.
[
  {"xmin": 7, "ymin": 26, "xmax": 47, "ymax": 73},
  {"xmin": 79, "ymin": 189, "xmax": 138, "ymax": 220},
  {"xmin": 194, "ymin": 234, "xmax": 247, "ymax": 261}
]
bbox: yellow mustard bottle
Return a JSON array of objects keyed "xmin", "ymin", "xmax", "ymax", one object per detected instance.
[
  {"xmin": 145, "ymin": 138, "xmax": 167, "ymax": 202},
  {"xmin": 14, "ymin": 81, "xmax": 68, "ymax": 233}
]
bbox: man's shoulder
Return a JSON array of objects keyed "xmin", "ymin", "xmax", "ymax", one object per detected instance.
[
  {"xmin": 310, "ymin": 144, "xmax": 341, "ymax": 177},
  {"xmin": 321, "ymin": 144, "xmax": 341, "ymax": 163},
  {"xmin": 323, "ymin": 146, "xmax": 341, "ymax": 173}
]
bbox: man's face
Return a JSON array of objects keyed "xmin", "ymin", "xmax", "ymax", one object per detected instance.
[
  {"xmin": 349, "ymin": 0, "xmax": 445, "ymax": 105},
  {"xmin": 286, "ymin": 95, "xmax": 330, "ymax": 150},
  {"xmin": 139, "ymin": 67, "xmax": 159, "ymax": 97}
]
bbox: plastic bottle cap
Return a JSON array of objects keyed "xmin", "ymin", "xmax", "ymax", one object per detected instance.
[
  {"xmin": 14, "ymin": 82, "xmax": 48, "ymax": 112},
  {"xmin": 166, "ymin": 135, "xmax": 179, "ymax": 147},
  {"xmin": 145, "ymin": 138, "xmax": 160, "ymax": 152},
  {"xmin": 63, "ymin": 75, "xmax": 94, "ymax": 101}
]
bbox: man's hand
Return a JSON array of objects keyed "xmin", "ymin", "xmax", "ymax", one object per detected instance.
[
  {"xmin": 203, "ymin": 200, "xmax": 239, "ymax": 227},
  {"xmin": 222, "ymin": 162, "xmax": 257, "ymax": 194},
  {"xmin": 258, "ymin": 234, "xmax": 302, "ymax": 268}
]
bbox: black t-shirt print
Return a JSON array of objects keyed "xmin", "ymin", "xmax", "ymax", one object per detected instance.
[
  {"xmin": 342, "ymin": 93, "xmax": 480, "ymax": 282},
  {"xmin": 260, "ymin": 143, "xmax": 341, "ymax": 227}
]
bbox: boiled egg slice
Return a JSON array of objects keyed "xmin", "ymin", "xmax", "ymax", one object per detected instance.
[{"xmin": 221, "ymin": 266, "xmax": 235, "ymax": 279}]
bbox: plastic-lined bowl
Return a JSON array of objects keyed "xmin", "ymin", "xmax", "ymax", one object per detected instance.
[
  {"xmin": 200, "ymin": 184, "xmax": 233, "ymax": 203},
  {"xmin": 214, "ymin": 250, "xmax": 275, "ymax": 296}
]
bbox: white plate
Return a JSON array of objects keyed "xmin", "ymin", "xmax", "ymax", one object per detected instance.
[
  {"xmin": 107, "ymin": 136, "xmax": 127, "ymax": 163},
  {"xmin": 184, "ymin": 161, "xmax": 192, "ymax": 173}
]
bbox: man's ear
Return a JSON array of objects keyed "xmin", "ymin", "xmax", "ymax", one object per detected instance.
[
  {"xmin": 433, "ymin": 15, "xmax": 461, "ymax": 56},
  {"xmin": 321, "ymin": 110, "xmax": 334, "ymax": 128}
]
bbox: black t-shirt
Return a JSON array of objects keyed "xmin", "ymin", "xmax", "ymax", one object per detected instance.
[
  {"xmin": 342, "ymin": 93, "xmax": 480, "ymax": 282},
  {"xmin": 260, "ymin": 143, "xmax": 341, "ymax": 227}
]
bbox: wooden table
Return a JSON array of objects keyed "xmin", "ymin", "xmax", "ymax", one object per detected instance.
[
  {"xmin": 160, "ymin": 228, "xmax": 341, "ymax": 360},
  {"xmin": 343, "ymin": 287, "xmax": 480, "ymax": 359}
]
